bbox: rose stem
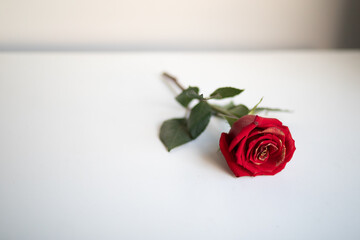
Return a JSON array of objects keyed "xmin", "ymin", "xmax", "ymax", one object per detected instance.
[
  {"xmin": 162, "ymin": 72, "xmax": 185, "ymax": 91},
  {"xmin": 209, "ymin": 104, "xmax": 238, "ymax": 118},
  {"xmin": 162, "ymin": 72, "xmax": 239, "ymax": 119}
]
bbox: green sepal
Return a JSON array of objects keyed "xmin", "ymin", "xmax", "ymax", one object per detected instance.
[{"xmin": 249, "ymin": 97, "xmax": 263, "ymax": 115}]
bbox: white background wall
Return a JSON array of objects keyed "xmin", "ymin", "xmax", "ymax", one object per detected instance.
[{"xmin": 0, "ymin": 0, "xmax": 358, "ymax": 50}]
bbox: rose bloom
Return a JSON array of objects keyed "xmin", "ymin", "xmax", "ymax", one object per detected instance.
[{"xmin": 219, "ymin": 115, "xmax": 295, "ymax": 177}]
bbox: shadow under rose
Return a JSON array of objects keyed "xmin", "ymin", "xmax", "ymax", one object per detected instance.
[
  {"xmin": 194, "ymin": 120, "xmax": 235, "ymax": 177},
  {"xmin": 200, "ymin": 147, "xmax": 234, "ymax": 177}
]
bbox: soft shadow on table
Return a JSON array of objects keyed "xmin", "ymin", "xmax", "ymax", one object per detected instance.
[
  {"xmin": 200, "ymin": 147, "xmax": 234, "ymax": 177},
  {"xmin": 195, "ymin": 126, "xmax": 234, "ymax": 177}
]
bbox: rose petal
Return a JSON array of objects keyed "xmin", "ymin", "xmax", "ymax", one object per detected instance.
[
  {"xmin": 248, "ymin": 135, "xmax": 277, "ymax": 151},
  {"xmin": 281, "ymin": 126, "xmax": 296, "ymax": 161},
  {"xmin": 219, "ymin": 115, "xmax": 296, "ymax": 177},
  {"xmin": 276, "ymin": 145, "xmax": 286, "ymax": 166},
  {"xmin": 256, "ymin": 117, "xmax": 283, "ymax": 128},
  {"xmin": 228, "ymin": 115, "xmax": 257, "ymax": 139},
  {"xmin": 228, "ymin": 122, "xmax": 257, "ymax": 152},
  {"xmin": 262, "ymin": 127, "xmax": 285, "ymax": 136},
  {"xmin": 253, "ymin": 161, "xmax": 287, "ymax": 176},
  {"xmin": 248, "ymin": 126, "xmax": 284, "ymax": 139},
  {"xmin": 241, "ymin": 157, "xmax": 262, "ymax": 175},
  {"xmin": 235, "ymin": 137, "xmax": 248, "ymax": 165},
  {"xmin": 257, "ymin": 149, "xmax": 269, "ymax": 161},
  {"xmin": 249, "ymin": 140, "xmax": 274, "ymax": 163},
  {"xmin": 246, "ymin": 136, "xmax": 278, "ymax": 161},
  {"xmin": 244, "ymin": 140, "xmax": 285, "ymax": 174},
  {"xmin": 247, "ymin": 127, "xmax": 286, "ymax": 152},
  {"xmin": 219, "ymin": 133, "xmax": 253, "ymax": 177},
  {"xmin": 264, "ymin": 160, "xmax": 288, "ymax": 176}
]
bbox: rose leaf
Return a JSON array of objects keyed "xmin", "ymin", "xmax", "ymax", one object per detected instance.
[
  {"xmin": 210, "ymin": 87, "xmax": 244, "ymax": 99},
  {"xmin": 229, "ymin": 104, "xmax": 249, "ymax": 118},
  {"xmin": 188, "ymin": 101, "xmax": 212, "ymax": 139},
  {"xmin": 159, "ymin": 118, "xmax": 193, "ymax": 151},
  {"xmin": 175, "ymin": 86, "xmax": 200, "ymax": 107},
  {"xmin": 254, "ymin": 107, "xmax": 291, "ymax": 113},
  {"xmin": 224, "ymin": 116, "xmax": 239, "ymax": 127}
]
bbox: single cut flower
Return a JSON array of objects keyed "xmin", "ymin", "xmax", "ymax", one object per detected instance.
[
  {"xmin": 219, "ymin": 115, "xmax": 296, "ymax": 177},
  {"xmin": 160, "ymin": 72, "xmax": 296, "ymax": 177}
]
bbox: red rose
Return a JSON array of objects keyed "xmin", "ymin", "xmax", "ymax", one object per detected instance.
[{"xmin": 219, "ymin": 115, "xmax": 295, "ymax": 177}]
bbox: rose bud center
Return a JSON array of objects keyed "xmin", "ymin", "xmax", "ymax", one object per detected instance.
[
  {"xmin": 252, "ymin": 142, "xmax": 279, "ymax": 165},
  {"xmin": 258, "ymin": 148, "xmax": 268, "ymax": 161}
]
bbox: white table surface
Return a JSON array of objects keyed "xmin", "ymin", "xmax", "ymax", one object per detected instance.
[{"xmin": 0, "ymin": 51, "xmax": 359, "ymax": 240}]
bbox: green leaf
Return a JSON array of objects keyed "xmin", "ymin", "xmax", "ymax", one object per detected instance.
[
  {"xmin": 188, "ymin": 101, "xmax": 212, "ymax": 138},
  {"xmin": 175, "ymin": 86, "xmax": 200, "ymax": 107},
  {"xmin": 249, "ymin": 97, "xmax": 263, "ymax": 115},
  {"xmin": 228, "ymin": 104, "xmax": 249, "ymax": 118},
  {"xmin": 159, "ymin": 118, "xmax": 193, "ymax": 151},
  {"xmin": 254, "ymin": 107, "xmax": 291, "ymax": 113},
  {"xmin": 224, "ymin": 116, "xmax": 239, "ymax": 127},
  {"xmin": 223, "ymin": 101, "xmax": 236, "ymax": 110},
  {"xmin": 210, "ymin": 87, "xmax": 244, "ymax": 99}
]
